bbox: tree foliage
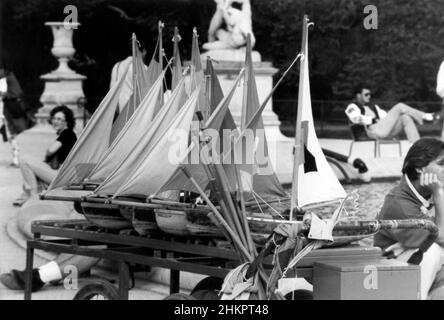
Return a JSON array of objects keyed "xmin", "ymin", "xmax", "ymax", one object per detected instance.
[{"xmin": 2, "ymin": 0, "xmax": 444, "ymax": 118}]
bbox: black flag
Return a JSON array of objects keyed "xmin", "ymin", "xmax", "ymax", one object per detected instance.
[{"xmin": 301, "ymin": 121, "xmax": 317, "ymax": 173}]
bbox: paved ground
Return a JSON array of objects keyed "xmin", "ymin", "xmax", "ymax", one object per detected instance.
[
  {"xmin": 0, "ymin": 126, "xmax": 196, "ymax": 300},
  {"xmin": 0, "ymin": 124, "xmax": 423, "ymax": 300}
]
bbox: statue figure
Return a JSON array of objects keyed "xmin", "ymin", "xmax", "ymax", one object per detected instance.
[{"xmin": 203, "ymin": 0, "xmax": 256, "ymax": 51}]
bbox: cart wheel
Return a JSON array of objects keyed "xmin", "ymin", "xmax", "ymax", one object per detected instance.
[
  {"xmin": 163, "ymin": 293, "xmax": 196, "ymax": 300},
  {"xmin": 73, "ymin": 279, "xmax": 119, "ymax": 300},
  {"xmin": 191, "ymin": 276, "xmax": 223, "ymax": 293},
  {"xmin": 285, "ymin": 289, "xmax": 313, "ymax": 300},
  {"xmin": 190, "ymin": 276, "xmax": 223, "ymax": 300}
]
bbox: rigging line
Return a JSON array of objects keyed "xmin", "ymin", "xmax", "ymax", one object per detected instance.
[
  {"xmin": 250, "ymin": 186, "xmax": 265, "ymax": 215},
  {"xmin": 251, "ymin": 189, "xmax": 284, "ymax": 219},
  {"xmin": 163, "ymin": 52, "xmax": 175, "ymax": 75}
]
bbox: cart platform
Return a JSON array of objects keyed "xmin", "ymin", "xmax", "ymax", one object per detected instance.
[{"xmin": 24, "ymin": 219, "xmax": 383, "ymax": 300}]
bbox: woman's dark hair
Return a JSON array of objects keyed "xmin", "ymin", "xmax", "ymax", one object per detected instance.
[
  {"xmin": 402, "ymin": 138, "xmax": 444, "ymax": 180},
  {"xmin": 49, "ymin": 105, "xmax": 75, "ymax": 130}
]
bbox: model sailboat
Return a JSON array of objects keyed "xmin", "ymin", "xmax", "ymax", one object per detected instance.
[
  {"xmin": 42, "ymin": 20, "xmax": 346, "ymax": 244},
  {"xmin": 290, "ymin": 15, "xmax": 346, "ymax": 217}
]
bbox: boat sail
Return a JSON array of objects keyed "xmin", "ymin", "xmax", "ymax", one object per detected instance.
[
  {"xmin": 105, "ymin": 86, "xmax": 202, "ymax": 198},
  {"xmin": 91, "ymin": 75, "xmax": 188, "ymax": 194},
  {"xmin": 110, "ymin": 27, "xmax": 164, "ymax": 142},
  {"xmin": 154, "ymin": 68, "xmax": 245, "ymax": 195},
  {"xmin": 172, "ymin": 27, "xmax": 182, "ymax": 91},
  {"xmin": 290, "ymin": 15, "xmax": 346, "ymax": 213},
  {"xmin": 85, "ymin": 68, "xmax": 173, "ymax": 184},
  {"xmin": 44, "ymin": 70, "xmax": 128, "ymax": 196},
  {"xmin": 223, "ymin": 35, "xmax": 287, "ymax": 204},
  {"xmin": 189, "ymin": 28, "xmax": 207, "ymax": 117}
]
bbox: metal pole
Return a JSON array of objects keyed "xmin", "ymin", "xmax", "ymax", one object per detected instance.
[{"xmin": 131, "ymin": 33, "xmax": 137, "ymax": 120}]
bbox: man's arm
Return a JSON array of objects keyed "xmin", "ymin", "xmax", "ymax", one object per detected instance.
[
  {"xmin": 425, "ymin": 172, "xmax": 444, "ymax": 245},
  {"xmin": 375, "ymin": 104, "xmax": 387, "ymax": 119},
  {"xmin": 46, "ymin": 141, "xmax": 62, "ymax": 158},
  {"xmin": 436, "ymin": 61, "xmax": 444, "ymax": 98},
  {"xmin": 0, "ymin": 77, "xmax": 7, "ymax": 97},
  {"xmin": 345, "ymin": 103, "xmax": 373, "ymax": 125}
]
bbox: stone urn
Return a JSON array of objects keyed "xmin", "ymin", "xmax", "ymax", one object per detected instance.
[
  {"xmin": 46, "ymin": 22, "xmax": 80, "ymax": 75},
  {"xmin": 37, "ymin": 22, "xmax": 86, "ymax": 131}
]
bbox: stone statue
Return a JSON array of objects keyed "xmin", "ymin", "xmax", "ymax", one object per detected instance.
[{"xmin": 203, "ymin": 0, "xmax": 256, "ymax": 51}]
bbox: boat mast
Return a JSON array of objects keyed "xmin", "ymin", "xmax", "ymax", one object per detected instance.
[
  {"xmin": 158, "ymin": 20, "xmax": 164, "ymax": 72},
  {"xmin": 172, "ymin": 26, "xmax": 181, "ymax": 91},
  {"xmin": 205, "ymin": 56, "xmax": 212, "ymax": 121},
  {"xmin": 290, "ymin": 15, "xmax": 309, "ymax": 220},
  {"xmin": 131, "ymin": 32, "xmax": 137, "ymax": 120}
]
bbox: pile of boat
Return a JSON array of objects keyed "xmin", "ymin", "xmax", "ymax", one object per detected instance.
[{"xmin": 41, "ymin": 19, "xmax": 369, "ymax": 248}]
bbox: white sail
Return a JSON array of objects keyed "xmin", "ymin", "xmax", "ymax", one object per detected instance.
[
  {"xmin": 45, "ymin": 69, "xmax": 128, "ymax": 195},
  {"xmin": 158, "ymin": 70, "xmax": 244, "ymax": 194},
  {"xmin": 111, "ymin": 87, "xmax": 201, "ymax": 198},
  {"xmin": 86, "ymin": 70, "xmax": 172, "ymax": 184},
  {"xmin": 224, "ymin": 35, "xmax": 287, "ymax": 202},
  {"xmin": 93, "ymin": 78, "xmax": 189, "ymax": 196},
  {"xmin": 294, "ymin": 17, "xmax": 346, "ymax": 208}
]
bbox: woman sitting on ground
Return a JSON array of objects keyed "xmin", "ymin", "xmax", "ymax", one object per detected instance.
[
  {"xmin": 13, "ymin": 105, "xmax": 77, "ymax": 206},
  {"xmin": 374, "ymin": 138, "xmax": 444, "ymax": 299}
]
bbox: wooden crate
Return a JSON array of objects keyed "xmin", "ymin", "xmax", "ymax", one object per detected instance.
[{"xmin": 313, "ymin": 258, "xmax": 420, "ymax": 300}]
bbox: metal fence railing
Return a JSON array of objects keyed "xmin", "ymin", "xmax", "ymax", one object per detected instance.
[
  {"xmin": 274, "ymin": 99, "xmax": 444, "ymax": 138},
  {"xmin": 24, "ymin": 95, "xmax": 444, "ymax": 138}
]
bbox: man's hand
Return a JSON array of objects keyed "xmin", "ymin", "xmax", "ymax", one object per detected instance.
[
  {"xmin": 420, "ymin": 172, "xmax": 444, "ymax": 195},
  {"xmin": 351, "ymin": 115, "xmax": 363, "ymax": 123}
]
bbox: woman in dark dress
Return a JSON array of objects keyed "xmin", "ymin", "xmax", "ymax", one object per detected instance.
[{"xmin": 13, "ymin": 105, "xmax": 77, "ymax": 206}]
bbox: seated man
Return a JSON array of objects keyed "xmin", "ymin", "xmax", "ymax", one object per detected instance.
[
  {"xmin": 345, "ymin": 84, "xmax": 439, "ymax": 143},
  {"xmin": 374, "ymin": 138, "xmax": 444, "ymax": 299}
]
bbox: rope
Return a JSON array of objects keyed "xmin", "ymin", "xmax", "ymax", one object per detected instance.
[{"xmin": 251, "ymin": 189, "xmax": 284, "ymax": 219}]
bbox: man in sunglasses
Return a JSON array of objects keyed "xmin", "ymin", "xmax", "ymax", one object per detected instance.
[{"xmin": 345, "ymin": 84, "xmax": 438, "ymax": 143}]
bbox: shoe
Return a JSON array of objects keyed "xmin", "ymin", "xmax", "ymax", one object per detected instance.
[
  {"xmin": 358, "ymin": 171, "xmax": 372, "ymax": 183},
  {"xmin": 0, "ymin": 269, "xmax": 45, "ymax": 292},
  {"xmin": 353, "ymin": 158, "xmax": 371, "ymax": 182},
  {"xmin": 9, "ymin": 160, "xmax": 19, "ymax": 168},
  {"xmin": 352, "ymin": 158, "xmax": 368, "ymax": 174},
  {"xmin": 423, "ymin": 112, "xmax": 442, "ymax": 124},
  {"xmin": 13, "ymin": 192, "xmax": 31, "ymax": 207},
  {"xmin": 10, "ymin": 157, "xmax": 19, "ymax": 168}
]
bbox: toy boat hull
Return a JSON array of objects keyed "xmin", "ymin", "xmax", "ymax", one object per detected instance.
[
  {"xmin": 81, "ymin": 202, "xmax": 132, "ymax": 230},
  {"xmin": 154, "ymin": 208, "xmax": 191, "ymax": 236}
]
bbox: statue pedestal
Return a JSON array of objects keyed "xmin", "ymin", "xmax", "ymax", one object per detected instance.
[
  {"xmin": 34, "ymin": 21, "xmax": 86, "ymax": 133},
  {"xmin": 201, "ymin": 50, "xmax": 294, "ymax": 183},
  {"xmin": 37, "ymin": 72, "xmax": 86, "ymax": 132}
]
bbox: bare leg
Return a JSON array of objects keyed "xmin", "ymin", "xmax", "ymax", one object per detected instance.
[
  {"xmin": 19, "ymin": 155, "xmax": 57, "ymax": 195},
  {"xmin": 9, "ymin": 134, "xmax": 19, "ymax": 166},
  {"xmin": 441, "ymin": 105, "xmax": 444, "ymax": 140}
]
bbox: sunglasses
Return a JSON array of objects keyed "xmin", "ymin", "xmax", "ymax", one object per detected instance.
[
  {"xmin": 363, "ymin": 93, "xmax": 371, "ymax": 97},
  {"xmin": 51, "ymin": 117, "xmax": 66, "ymax": 122}
]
